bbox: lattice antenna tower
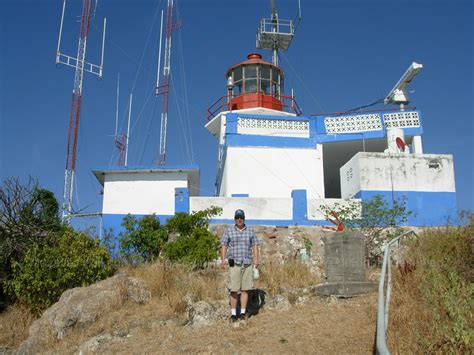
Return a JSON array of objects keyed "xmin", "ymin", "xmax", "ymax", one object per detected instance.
[
  {"xmin": 56, "ymin": 0, "xmax": 106, "ymax": 221},
  {"xmin": 256, "ymin": 0, "xmax": 301, "ymax": 66},
  {"xmin": 155, "ymin": 0, "xmax": 179, "ymax": 165}
]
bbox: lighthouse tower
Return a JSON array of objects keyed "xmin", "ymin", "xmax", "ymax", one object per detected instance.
[{"xmin": 205, "ymin": 52, "xmax": 323, "ymax": 200}]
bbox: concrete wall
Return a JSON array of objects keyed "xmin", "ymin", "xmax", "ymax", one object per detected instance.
[
  {"xmin": 340, "ymin": 152, "xmax": 456, "ymax": 197},
  {"xmin": 340, "ymin": 152, "xmax": 457, "ymax": 226},
  {"xmin": 191, "ymin": 197, "xmax": 292, "ymax": 220},
  {"xmin": 102, "ymin": 172, "xmax": 188, "ymax": 215},
  {"xmin": 220, "ymin": 146, "xmax": 324, "ymax": 198}
]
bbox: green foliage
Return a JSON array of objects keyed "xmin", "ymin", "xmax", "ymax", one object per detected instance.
[
  {"xmin": 119, "ymin": 214, "xmax": 168, "ymax": 263},
  {"xmin": 162, "ymin": 207, "xmax": 222, "ymax": 268},
  {"xmin": 321, "ymin": 195, "xmax": 412, "ymax": 265},
  {"xmin": 402, "ymin": 226, "xmax": 473, "ymax": 352},
  {"xmin": 0, "ymin": 177, "xmax": 63, "ymax": 309},
  {"xmin": 5, "ymin": 228, "xmax": 112, "ymax": 315},
  {"xmin": 302, "ymin": 237, "xmax": 313, "ymax": 254}
]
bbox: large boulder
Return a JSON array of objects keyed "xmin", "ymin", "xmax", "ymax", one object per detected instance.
[{"xmin": 17, "ymin": 273, "xmax": 151, "ymax": 354}]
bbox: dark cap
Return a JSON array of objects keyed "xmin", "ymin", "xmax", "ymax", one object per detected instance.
[{"xmin": 234, "ymin": 209, "xmax": 245, "ymax": 219}]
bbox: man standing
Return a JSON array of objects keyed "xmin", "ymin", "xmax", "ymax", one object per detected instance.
[{"xmin": 220, "ymin": 209, "xmax": 260, "ymax": 322}]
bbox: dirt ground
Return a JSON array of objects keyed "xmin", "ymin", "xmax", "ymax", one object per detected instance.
[{"xmin": 62, "ymin": 293, "xmax": 377, "ymax": 354}]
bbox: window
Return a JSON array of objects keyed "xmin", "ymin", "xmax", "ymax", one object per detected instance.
[{"xmin": 245, "ymin": 79, "xmax": 258, "ymax": 93}]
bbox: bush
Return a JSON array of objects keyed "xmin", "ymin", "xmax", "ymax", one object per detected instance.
[
  {"xmin": 162, "ymin": 207, "xmax": 222, "ymax": 268},
  {"xmin": 389, "ymin": 225, "xmax": 473, "ymax": 353},
  {"xmin": 119, "ymin": 214, "xmax": 168, "ymax": 263},
  {"xmin": 5, "ymin": 228, "xmax": 113, "ymax": 315},
  {"xmin": 0, "ymin": 177, "xmax": 63, "ymax": 309}
]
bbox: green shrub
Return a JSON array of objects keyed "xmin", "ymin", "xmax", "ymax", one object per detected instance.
[
  {"xmin": 119, "ymin": 214, "xmax": 168, "ymax": 263},
  {"xmin": 162, "ymin": 207, "xmax": 222, "ymax": 268},
  {"xmin": 321, "ymin": 195, "xmax": 412, "ymax": 265},
  {"xmin": 5, "ymin": 228, "xmax": 112, "ymax": 314}
]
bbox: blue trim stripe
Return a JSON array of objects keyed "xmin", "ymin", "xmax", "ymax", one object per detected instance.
[{"xmin": 354, "ymin": 190, "xmax": 458, "ymax": 226}]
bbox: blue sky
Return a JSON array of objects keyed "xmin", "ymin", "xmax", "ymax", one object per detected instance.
[{"xmin": 0, "ymin": 0, "xmax": 472, "ymax": 225}]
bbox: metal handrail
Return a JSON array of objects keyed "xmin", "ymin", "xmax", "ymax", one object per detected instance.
[
  {"xmin": 206, "ymin": 94, "xmax": 302, "ymax": 122},
  {"xmin": 376, "ymin": 229, "xmax": 418, "ymax": 355}
]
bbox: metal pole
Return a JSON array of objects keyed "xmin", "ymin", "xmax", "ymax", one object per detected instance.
[
  {"xmin": 125, "ymin": 93, "xmax": 132, "ymax": 166},
  {"xmin": 56, "ymin": 0, "xmax": 67, "ymax": 64},
  {"xmin": 99, "ymin": 17, "xmax": 107, "ymax": 78},
  {"xmin": 156, "ymin": 10, "xmax": 164, "ymax": 91}
]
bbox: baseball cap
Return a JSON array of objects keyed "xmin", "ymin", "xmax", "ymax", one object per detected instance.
[{"xmin": 234, "ymin": 209, "xmax": 245, "ymax": 219}]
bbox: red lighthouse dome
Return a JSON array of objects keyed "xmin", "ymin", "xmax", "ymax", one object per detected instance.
[{"xmin": 226, "ymin": 53, "xmax": 284, "ymax": 111}]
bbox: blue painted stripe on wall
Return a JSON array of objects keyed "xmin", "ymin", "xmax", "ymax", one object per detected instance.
[
  {"xmin": 226, "ymin": 134, "xmax": 317, "ymax": 148},
  {"xmin": 353, "ymin": 190, "xmax": 458, "ymax": 226},
  {"xmin": 175, "ymin": 188, "xmax": 190, "ymax": 213},
  {"xmin": 231, "ymin": 194, "xmax": 249, "ymax": 197},
  {"xmin": 292, "ymin": 190, "xmax": 308, "ymax": 223}
]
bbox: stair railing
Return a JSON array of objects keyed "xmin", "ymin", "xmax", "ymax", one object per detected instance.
[{"xmin": 376, "ymin": 229, "xmax": 418, "ymax": 354}]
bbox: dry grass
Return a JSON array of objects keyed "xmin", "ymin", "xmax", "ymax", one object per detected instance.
[
  {"xmin": 258, "ymin": 258, "xmax": 322, "ymax": 295},
  {"xmin": 122, "ymin": 260, "xmax": 227, "ymax": 314},
  {"xmin": 0, "ymin": 303, "xmax": 35, "ymax": 349},
  {"xmin": 387, "ymin": 225, "xmax": 473, "ymax": 353}
]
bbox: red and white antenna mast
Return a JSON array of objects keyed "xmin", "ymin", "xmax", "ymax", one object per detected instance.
[
  {"xmin": 155, "ymin": 0, "xmax": 177, "ymax": 165},
  {"xmin": 56, "ymin": 0, "xmax": 106, "ymax": 221}
]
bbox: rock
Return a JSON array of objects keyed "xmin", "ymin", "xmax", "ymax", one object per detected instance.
[
  {"xmin": 77, "ymin": 334, "xmax": 114, "ymax": 354},
  {"xmin": 266, "ymin": 294, "xmax": 290, "ymax": 310},
  {"xmin": 17, "ymin": 274, "xmax": 151, "ymax": 354},
  {"xmin": 186, "ymin": 299, "xmax": 228, "ymax": 327}
]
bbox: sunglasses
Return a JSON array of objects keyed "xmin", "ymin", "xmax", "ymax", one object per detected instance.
[{"xmin": 235, "ymin": 217, "xmax": 245, "ymax": 220}]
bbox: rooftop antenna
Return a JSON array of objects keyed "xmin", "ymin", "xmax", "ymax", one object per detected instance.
[
  {"xmin": 56, "ymin": 0, "xmax": 106, "ymax": 221},
  {"xmin": 256, "ymin": 0, "xmax": 301, "ymax": 66},
  {"xmin": 384, "ymin": 62, "xmax": 423, "ymax": 111},
  {"xmin": 155, "ymin": 0, "xmax": 180, "ymax": 165}
]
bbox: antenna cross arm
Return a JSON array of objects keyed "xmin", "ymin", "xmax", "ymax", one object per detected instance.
[{"xmin": 56, "ymin": 52, "xmax": 104, "ymax": 78}]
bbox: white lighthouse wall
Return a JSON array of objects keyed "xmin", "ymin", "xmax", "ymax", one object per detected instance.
[
  {"xmin": 220, "ymin": 146, "xmax": 324, "ymax": 199},
  {"xmin": 103, "ymin": 171, "xmax": 188, "ymax": 215}
]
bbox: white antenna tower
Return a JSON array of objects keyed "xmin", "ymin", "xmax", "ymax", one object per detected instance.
[
  {"xmin": 56, "ymin": 0, "xmax": 106, "ymax": 221},
  {"xmin": 155, "ymin": 0, "xmax": 178, "ymax": 165}
]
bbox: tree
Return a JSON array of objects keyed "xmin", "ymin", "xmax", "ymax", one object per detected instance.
[
  {"xmin": 119, "ymin": 214, "xmax": 168, "ymax": 263},
  {"xmin": 321, "ymin": 195, "xmax": 413, "ymax": 266},
  {"xmin": 162, "ymin": 206, "xmax": 222, "ymax": 268},
  {"xmin": 0, "ymin": 177, "xmax": 62, "ymax": 309}
]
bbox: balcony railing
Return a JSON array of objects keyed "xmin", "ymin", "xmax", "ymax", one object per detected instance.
[{"xmin": 206, "ymin": 94, "xmax": 302, "ymax": 122}]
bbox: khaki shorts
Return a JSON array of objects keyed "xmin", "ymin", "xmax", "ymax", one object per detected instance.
[{"xmin": 229, "ymin": 264, "xmax": 253, "ymax": 292}]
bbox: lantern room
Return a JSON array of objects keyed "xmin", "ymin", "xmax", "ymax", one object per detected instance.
[{"xmin": 226, "ymin": 53, "xmax": 284, "ymax": 111}]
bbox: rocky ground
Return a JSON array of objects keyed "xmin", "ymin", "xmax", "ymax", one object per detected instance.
[
  {"xmin": 84, "ymin": 293, "xmax": 378, "ymax": 355},
  {"xmin": 9, "ymin": 277, "xmax": 377, "ymax": 354}
]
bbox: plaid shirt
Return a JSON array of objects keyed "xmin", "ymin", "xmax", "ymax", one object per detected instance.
[{"xmin": 221, "ymin": 225, "xmax": 260, "ymax": 264}]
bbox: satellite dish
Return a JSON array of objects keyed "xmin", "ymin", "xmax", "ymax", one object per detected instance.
[{"xmin": 396, "ymin": 137, "xmax": 406, "ymax": 151}]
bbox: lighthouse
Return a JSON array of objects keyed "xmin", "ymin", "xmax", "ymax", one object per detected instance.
[{"xmin": 205, "ymin": 53, "xmax": 324, "ymax": 200}]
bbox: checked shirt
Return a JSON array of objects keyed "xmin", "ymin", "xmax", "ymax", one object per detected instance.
[{"xmin": 221, "ymin": 225, "xmax": 260, "ymax": 265}]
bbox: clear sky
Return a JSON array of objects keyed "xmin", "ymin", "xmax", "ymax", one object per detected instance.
[{"xmin": 0, "ymin": 0, "xmax": 473, "ymax": 225}]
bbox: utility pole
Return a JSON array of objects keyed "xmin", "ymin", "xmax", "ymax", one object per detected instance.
[{"xmin": 56, "ymin": 0, "xmax": 106, "ymax": 221}]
